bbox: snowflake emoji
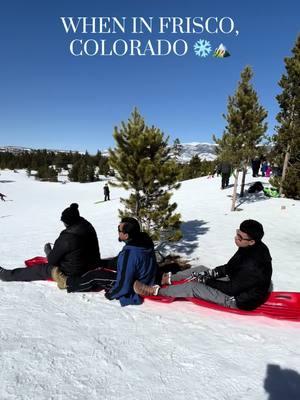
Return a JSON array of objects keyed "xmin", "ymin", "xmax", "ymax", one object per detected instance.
[{"xmin": 193, "ymin": 39, "xmax": 212, "ymax": 57}]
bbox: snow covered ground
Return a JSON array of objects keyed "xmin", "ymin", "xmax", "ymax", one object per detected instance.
[{"xmin": 0, "ymin": 169, "xmax": 299, "ymax": 400}]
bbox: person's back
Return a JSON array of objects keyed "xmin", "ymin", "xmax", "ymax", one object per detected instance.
[
  {"xmin": 219, "ymin": 162, "xmax": 231, "ymax": 174},
  {"xmin": 48, "ymin": 207, "xmax": 101, "ymax": 276},
  {"xmin": 0, "ymin": 203, "xmax": 101, "ymax": 284},
  {"xmin": 106, "ymin": 227, "xmax": 157, "ymax": 306}
]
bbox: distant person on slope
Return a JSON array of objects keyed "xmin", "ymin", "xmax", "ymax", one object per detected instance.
[
  {"xmin": 53, "ymin": 217, "xmax": 158, "ymax": 307},
  {"xmin": 217, "ymin": 161, "xmax": 232, "ymax": 189},
  {"xmin": 0, "ymin": 193, "xmax": 7, "ymax": 201},
  {"xmin": 134, "ymin": 220, "xmax": 273, "ymax": 311},
  {"xmin": 251, "ymin": 157, "xmax": 261, "ymax": 177},
  {"xmin": 104, "ymin": 183, "xmax": 110, "ymax": 201},
  {"xmin": 0, "ymin": 203, "xmax": 101, "ymax": 283}
]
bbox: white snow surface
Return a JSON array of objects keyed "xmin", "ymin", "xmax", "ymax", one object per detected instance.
[{"xmin": 0, "ymin": 169, "xmax": 299, "ymax": 400}]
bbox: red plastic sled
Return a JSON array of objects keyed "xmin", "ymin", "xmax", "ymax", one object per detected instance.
[
  {"xmin": 145, "ymin": 292, "xmax": 300, "ymax": 322},
  {"xmin": 25, "ymin": 256, "xmax": 48, "ymax": 267},
  {"xmin": 25, "ymin": 257, "xmax": 300, "ymax": 321}
]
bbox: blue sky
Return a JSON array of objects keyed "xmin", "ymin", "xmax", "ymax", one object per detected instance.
[{"xmin": 0, "ymin": 0, "xmax": 299, "ymax": 153}]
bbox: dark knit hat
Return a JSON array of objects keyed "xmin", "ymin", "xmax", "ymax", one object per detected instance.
[
  {"xmin": 240, "ymin": 219, "xmax": 264, "ymax": 242},
  {"xmin": 61, "ymin": 203, "xmax": 80, "ymax": 225}
]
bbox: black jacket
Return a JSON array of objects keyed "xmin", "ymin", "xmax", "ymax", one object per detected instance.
[
  {"xmin": 217, "ymin": 162, "xmax": 232, "ymax": 175},
  {"xmin": 206, "ymin": 241, "xmax": 272, "ymax": 310},
  {"xmin": 47, "ymin": 217, "xmax": 101, "ymax": 276}
]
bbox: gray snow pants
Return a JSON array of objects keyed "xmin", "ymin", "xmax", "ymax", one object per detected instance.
[{"xmin": 159, "ymin": 265, "xmax": 238, "ymax": 309}]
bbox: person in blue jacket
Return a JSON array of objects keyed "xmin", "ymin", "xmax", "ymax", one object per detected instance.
[{"xmin": 63, "ymin": 217, "xmax": 158, "ymax": 306}]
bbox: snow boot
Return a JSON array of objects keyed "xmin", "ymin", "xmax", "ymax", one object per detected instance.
[
  {"xmin": 51, "ymin": 267, "xmax": 67, "ymax": 290},
  {"xmin": 0, "ymin": 266, "xmax": 9, "ymax": 281},
  {"xmin": 133, "ymin": 281, "xmax": 160, "ymax": 297}
]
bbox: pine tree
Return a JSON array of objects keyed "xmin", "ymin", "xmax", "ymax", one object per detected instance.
[
  {"xmin": 172, "ymin": 138, "xmax": 182, "ymax": 160},
  {"xmin": 109, "ymin": 108, "xmax": 182, "ymax": 240},
  {"xmin": 272, "ymin": 35, "xmax": 300, "ymax": 199},
  {"xmin": 213, "ymin": 66, "xmax": 268, "ymax": 209}
]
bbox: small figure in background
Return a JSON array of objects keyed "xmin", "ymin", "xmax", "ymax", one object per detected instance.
[
  {"xmin": 261, "ymin": 160, "xmax": 268, "ymax": 177},
  {"xmin": 217, "ymin": 161, "xmax": 232, "ymax": 189},
  {"xmin": 265, "ymin": 165, "xmax": 272, "ymax": 178},
  {"xmin": 251, "ymin": 157, "xmax": 261, "ymax": 177},
  {"xmin": 104, "ymin": 183, "xmax": 110, "ymax": 201},
  {"xmin": 0, "ymin": 193, "xmax": 7, "ymax": 201}
]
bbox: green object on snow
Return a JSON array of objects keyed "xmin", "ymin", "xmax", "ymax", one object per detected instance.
[{"xmin": 263, "ymin": 187, "xmax": 280, "ymax": 198}]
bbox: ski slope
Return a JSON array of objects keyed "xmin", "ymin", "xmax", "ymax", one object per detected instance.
[{"xmin": 0, "ymin": 169, "xmax": 299, "ymax": 400}]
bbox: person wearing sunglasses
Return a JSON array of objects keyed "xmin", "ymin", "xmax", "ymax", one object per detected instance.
[
  {"xmin": 134, "ymin": 219, "xmax": 273, "ymax": 311},
  {"xmin": 63, "ymin": 217, "xmax": 157, "ymax": 306}
]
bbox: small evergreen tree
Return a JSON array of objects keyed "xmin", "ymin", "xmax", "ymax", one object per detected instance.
[
  {"xmin": 213, "ymin": 66, "xmax": 268, "ymax": 209},
  {"xmin": 271, "ymin": 35, "xmax": 300, "ymax": 199},
  {"xmin": 109, "ymin": 108, "xmax": 182, "ymax": 240},
  {"xmin": 172, "ymin": 138, "xmax": 182, "ymax": 160}
]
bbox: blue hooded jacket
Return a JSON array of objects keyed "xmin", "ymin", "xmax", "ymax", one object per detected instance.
[{"xmin": 106, "ymin": 233, "xmax": 157, "ymax": 306}]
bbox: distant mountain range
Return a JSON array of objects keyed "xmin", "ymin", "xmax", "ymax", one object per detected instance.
[
  {"xmin": 0, "ymin": 143, "xmax": 217, "ymax": 162},
  {"xmin": 173, "ymin": 142, "xmax": 217, "ymax": 162},
  {"xmin": 0, "ymin": 146, "xmax": 84, "ymax": 155}
]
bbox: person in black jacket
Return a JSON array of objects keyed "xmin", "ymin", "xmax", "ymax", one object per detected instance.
[
  {"xmin": 103, "ymin": 183, "xmax": 110, "ymax": 201},
  {"xmin": 0, "ymin": 192, "xmax": 7, "ymax": 201},
  {"xmin": 134, "ymin": 220, "xmax": 273, "ymax": 311},
  {"xmin": 217, "ymin": 161, "xmax": 232, "ymax": 189},
  {"xmin": 0, "ymin": 203, "xmax": 101, "ymax": 283}
]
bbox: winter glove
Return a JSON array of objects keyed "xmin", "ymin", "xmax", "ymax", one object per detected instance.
[
  {"xmin": 44, "ymin": 243, "xmax": 52, "ymax": 257},
  {"xmin": 191, "ymin": 269, "xmax": 219, "ymax": 284}
]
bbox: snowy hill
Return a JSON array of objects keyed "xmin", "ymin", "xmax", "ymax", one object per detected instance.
[{"xmin": 0, "ymin": 169, "xmax": 299, "ymax": 400}]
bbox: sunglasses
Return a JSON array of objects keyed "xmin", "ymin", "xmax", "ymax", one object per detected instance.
[{"xmin": 236, "ymin": 229, "xmax": 253, "ymax": 241}]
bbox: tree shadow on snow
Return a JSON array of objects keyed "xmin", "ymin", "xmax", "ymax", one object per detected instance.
[
  {"xmin": 168, "ymin": 219, "xmax": 209, "ymax": 256},
  {"xmin": 226, "ymin": 182, "xmax": 270, "ymax": 209},
  {"xmin": 235, "ymin": 192, "xmax": 269, "ymax": 208},
  {"xmin": 264, "ymin": 364, "xmax": 300, "ymax": 400}
]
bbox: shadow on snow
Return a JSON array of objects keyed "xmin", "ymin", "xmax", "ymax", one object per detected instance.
[{"xmin": 264, "ymin": 364, "xmax": 300, "ymax": 400}]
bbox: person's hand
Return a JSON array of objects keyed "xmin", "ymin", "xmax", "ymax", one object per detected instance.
[
  {"xmin": 44, "ymin": 243, "xmax": 52, "ymax": 256},
  {"xmin": 191, "ymin": 269, "xmax": 217, "ymax": 284}
]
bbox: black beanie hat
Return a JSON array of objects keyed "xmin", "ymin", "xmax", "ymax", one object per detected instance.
[
  {"xmin": 240, "ymin": 219, "xmax": 264, "ymax": 242},
  {"xmin": 61, "ymin": 203, "xmax": 80, "ymax": 225}
]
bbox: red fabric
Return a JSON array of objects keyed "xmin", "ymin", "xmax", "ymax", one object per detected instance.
[{"xmin": 145, "ymin": 291, "xmax": 300, "ymax": 322}]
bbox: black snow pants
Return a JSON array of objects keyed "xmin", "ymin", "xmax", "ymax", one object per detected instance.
[{"xmin": 0, "ymin": 263, "xmax": 53, "ymax": 281}]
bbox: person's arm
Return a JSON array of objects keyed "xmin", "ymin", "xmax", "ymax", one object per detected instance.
[
  {"xmin": 206, "ymin": 260, "xmax": 262, "ymax": 296},
  {"xmin": 47, "ymin": 234, "xmax": 70, "ymax": 266},
  {"xmin": 211, "ymin": 264, "xmax": 228, "ymax": 278}
]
